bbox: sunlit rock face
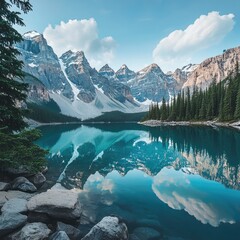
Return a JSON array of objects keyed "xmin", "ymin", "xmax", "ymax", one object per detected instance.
[
  {"xmin": 183, "ymin": 46, "xmax": 240, "ymax": 90},
  {"xmin": 169, "ymin": 64, "xmax": 198, "ymax": 90}
]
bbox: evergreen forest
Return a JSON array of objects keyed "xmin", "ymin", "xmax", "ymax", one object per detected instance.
[{"xmin": 143, "ymin": 69, "xmax": 240, "ymax": 122}]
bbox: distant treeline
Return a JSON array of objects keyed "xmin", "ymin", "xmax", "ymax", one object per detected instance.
[{"xmin": 143, "ymin": 66, "xmax": 240, "ymax": 122}]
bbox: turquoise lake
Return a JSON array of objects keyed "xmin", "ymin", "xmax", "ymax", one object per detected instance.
[{"xmin": 37, "ymin": 123, "xmax": 240, "ymax": 240}]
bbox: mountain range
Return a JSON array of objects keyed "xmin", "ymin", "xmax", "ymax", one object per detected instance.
[{"xmin": 17, "ymin": 31, "xmax": 240, "ymax": 121}]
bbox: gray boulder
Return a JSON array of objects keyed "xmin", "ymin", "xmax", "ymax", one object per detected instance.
[
  {"xmin": 0, "ymin": 212, "xmax": 27, "ymax": 237},
  {"xmin": 50, "ymin": 231, "xmax": 70, "ymax": 240},
  {"xmin": 0, "ymin": 190, "xmax": 35, "ymax": 207},
  {"xmin": 29, "ymin": 173, "xmax": 46, "ymax": 189},
  {"xmin": 82, "ymin": 216, "xmax": 128, "ymax": 240},
  {"xmin": 27, "ymin": 212, "xmax": 52, "ymax": 224},
  {"xmin": 0, "ymin": 182, "xmax": 10, "ymax": 191},
  {"xmin": 27, "ymin": 190, "xmax": 81, "ymax": 221},
  {"xmin": 57, "ymin": 221, "xmax": 82, "ymax": 239},
  {"xmin": 11, "ymin": 222, "xmax": 51, "ymax": 240},
  {"xmin": 1, "ymin": 198, "xmax": 28, "ymax": 214},
  {"xmin": 57, "ymin": 222, "xmax": 81, "ymax": 240},
  {"xmin": 129, "ymin": 235, "xmax": 141, "ymax": 240},
  {"xmin": 11, "ymin": 177, "xmax": 37, "ymax": 193}
]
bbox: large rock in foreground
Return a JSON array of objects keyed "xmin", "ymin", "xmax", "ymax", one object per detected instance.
[
  {"xmin": 0, "ymin": 191, "xmax": 35, "ymax": 207},
  {"xmin": 27, "ymin": 190, "xmax": 81, "ymax": 221},
  {"xmin": 1, "ymin": 198, "xmax": 28, "ymax": 214},
  {"xmin": 0, "ymin": 182, "xmax": 10, "ymax": 191},
  {"xmin": 11, "ymin": 222, "xmax": 51, "ymax": 240},
  {"xmin": 82, "ymin": 216, "xmax": 128, "ymax": 240},
  {"xmin": 0, "ymin": 212, "xmax": 27, "ymax": 237}
]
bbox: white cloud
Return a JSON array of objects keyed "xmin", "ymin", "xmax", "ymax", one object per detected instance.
[
  {"xmin": 43, "ymin": 18, "xmax": 115, "ymax": 69},
  {"xmin": 153, "ymin": 12, "xmax": 235, "ymax": 71},
  {"xmin": 152, "ymin": 167, "xmax": 239, "ymax": 227}
]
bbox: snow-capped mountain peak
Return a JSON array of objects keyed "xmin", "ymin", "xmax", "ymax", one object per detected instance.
[
  {"xmin": 121, "ymin": 64, "xmax": 128, "ymax": 69},
  {"xmin": 99, "ymin": 64, "xmax": 115, "ymax": 79},
  {"xmin": 23, "ymin": 30, "xmax": 41, "ymax": 39},
  {"xmin": 127, "ymin": 63, "xmax": 177, "ymax": 103},
  {"xmin": 60, "ymin": 50, "xmax": 91, "ymax": 73},
  {"xmin": 181, "ymin": 63, "xmax": 198, "ymax": 73},
  {"xmin": 138, "ymin": 63, "xmax": 163, "ymax": 76},
  {"xmin": 116, "ymin": 64, "xmax": 136, "ymax": 82}
]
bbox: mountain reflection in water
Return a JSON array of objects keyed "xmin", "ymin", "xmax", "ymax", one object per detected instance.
[{"xmin": 37, "ymin": 124, "xmax": 240, "ymax": 240}]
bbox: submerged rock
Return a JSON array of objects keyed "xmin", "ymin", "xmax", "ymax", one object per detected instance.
[
  {"xmin": 49, "ymin": 231, "xmax": 70, "ymax": 240},
  {"xmin": 1, "ymin": 198, "xmax": 28, "ymax": 214},
  {"xmin": 27, "ymin": 190, "xmax": 81, "ymax": 220},
  {"xmin": 0, "ymin": 212, "xmax": 27, "ymax": 237},
  {"xmin": 57, "ymin": 221, "xmax": 82, "ymax": 239},
  {"xmin": 11, "ymin": 222, "xmax": 51, "ymax": 240},
  {"xmin": 132, "ymin": 227, "xmax": 161, "ymax": 240},
  {"xmin": 11, "ymin": 177, "xmax": 37, "ymax": 193},
  {"xmin": 82, "ymin": 216, "xmax": 128, "ymax": 240}
]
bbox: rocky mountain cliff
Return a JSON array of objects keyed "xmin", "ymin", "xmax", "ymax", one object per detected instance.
[
  {"xmin": 17, "ymin": 30, "xmax": 240, "ymax": 121},
  {"xmin": 183, "ymin": 47, "xmax": 240, "ymax": 90},
  {"xmin": 16, "ymin": 31, "xmax": 73, "ymax": 100},
  {"xmin": 127, "ymin": 64, "xmax": 177, "ymax": 103},
  {"xmin": 99, "ymin": 63, "xmax": 178, "ymax": 104},
  {"xmin": 99, "ymin": 64, "xmax": 115, "ymax": 79},
  {"xmin": 170, "ymin": 64, "xmax": 198, "ymax": 90},
  {"xmin": 116, "ymin": 64, "xmax": 136, "ymax": 82},
  {"xmin": 17, "ymin": 32, "xmax": 142, "ymax": 120},
  {"xmin": 23, "ymin": 73, "xmax": 50, "ymax": 103}
]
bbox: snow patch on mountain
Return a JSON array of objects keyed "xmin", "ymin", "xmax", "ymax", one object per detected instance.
[
  {"xmin": 59, "ymin": 59, "xmax": 80, "ymax": 101},
  {"xmin": 23, "ymin": 31, "xmax": 41, "ymax": 39},
  {"xmin": 28, "ymin": 62, "xmax": 38, "ymax": 68}
]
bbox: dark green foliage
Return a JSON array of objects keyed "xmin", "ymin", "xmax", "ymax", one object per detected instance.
[
  {"xmin": 26, "ymin": 101, "xmax": 82, "ymax": 123},
  {"xmin": 0, "ymin": 0, "xmax": 32, "ymax": 132},
  {"xmin": 0, "ymin": 0, "xmax": 47, "ymax": 173},
  {"xmin": 0, "ymin": 129, "xmax": 47, "ymax": 173},
  {"xmin": 86, "ymin": 111, "xmax": 147, "ymax": 122},
  {"xmin": 235, "ymin": 83, "xmax": 240, "ymax": 119},
  {"xmin": 144, "ymin": 69, "xmax": 240, "ymax": 122},
  {"xmin": 161, "ymin": 98, "xmax": 167, "ymax": 120}
]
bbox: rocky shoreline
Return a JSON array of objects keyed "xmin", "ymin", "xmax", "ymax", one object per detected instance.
[
  {"xmin": 0, "ymin": 169, "xmax": 129, "ymax": 240},
  {"xmin": 139, "ymin": 119, "xmax": 240, "ymax": 130}
]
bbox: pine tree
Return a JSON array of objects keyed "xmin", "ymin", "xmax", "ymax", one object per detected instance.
[
  {"xmin": 169, "ymin": 95, "xmax": 177, "ymax": 120},
  {"xmin": 0, "ymin": 0, "xmax": 32, "ymax": 132},
  {"xmin": 185, "ymin": 88, "xmax": 191, "ymax": 120},
  {"xmin": 161, "ymin": 98, "xmax": 167, "ymax": 121},
  {"xmin": 0, "ymin": 1, "xmax": 47, "ymax": 173},
  {"xmin": 223, "ymin": 83, "xmax": 233, "ymax": 121},
  {"xmin": 235, "ymin": 87, "xmax": 240, "ymax": 119}
]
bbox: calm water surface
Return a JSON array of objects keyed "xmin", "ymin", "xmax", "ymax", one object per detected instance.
[{"xmin": 37, "ymin": 123, "xmax": 240, "ymax": 240}]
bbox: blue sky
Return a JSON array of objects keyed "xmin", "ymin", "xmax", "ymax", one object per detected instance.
[{"xmin": 15, "ymin": 0, "xmax": 240, "ymax": 72}]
